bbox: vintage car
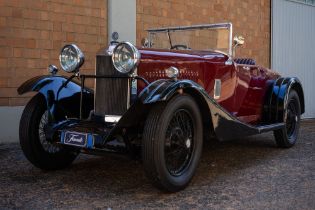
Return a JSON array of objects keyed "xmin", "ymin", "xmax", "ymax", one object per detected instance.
[{"xmin": 18, "ymin": 23, "xmax": 304, "ymax": 192}]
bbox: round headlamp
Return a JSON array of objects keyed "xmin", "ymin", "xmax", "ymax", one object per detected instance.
[
  {"xmin": 112, "ymin": 42, "xmax": 140, "ymax": 74},
  {"xmin": 59, "ymin": 44, "xmax": 84, "ymax": 73}
]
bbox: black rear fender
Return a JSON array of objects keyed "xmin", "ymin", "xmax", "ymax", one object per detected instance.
[{"xmin": 264, "ymin": 77, "xmax": 305, "ymax": 123}]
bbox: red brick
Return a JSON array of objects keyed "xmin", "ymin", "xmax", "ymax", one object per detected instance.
[
  {"xmin": 52, "ymin": 40, "xmax": 63, "ymax": 50},
  {"xmin": 12, "ymin": 8, "xmax": 23, "ymax": 18},
  {"xmin": 0, "ymin": 47, "xmax": 13, "ymax": 58},
  {"xmin": 0, "ymin": 17, "xmax": 6, "ymax": 27},
  {"xmin": 0, "ymin": 88, "xmax": 19, "ymax": 98},
  {"xmin": 13, "ymin": 48, "xmax": 23, "ymax": 58},
  {"xmin": 7, "ymin": 58, "xmax": 27, "ymax": 68},
  {"xmin": 22, "ymin": 9, "xmax": 41, "ymax": 19},
  {"xmin": 40, "ymin": 49, "xmax": 50, "ymax": 59},
  {"xmin": 0, "ymin": 0, "xmax": 106, "ymax": 105},
  {"xmin": 23, "ymin": 49, "xmax": 41, "ymax": 59},
  {"xmin": 0, "ymin": 58, "xmax": 7, "ymax": 68},
  {"xmin": 0, "ymin": 7, "xmax": 12, "ymax": 17},
  {"xmin": 9, "ymin": 97, "xmax": 34, "ymax": 106},
  {"xmin": 7, "ymin": 38, "xmax": 36, "ymax": 48},
  {"xmin": 24, "ymin": 19, "xmax": 53, "ymax": 30},
  {"xmin": 52, "ymin": 31, "xmax": 65, "ymax": 41},
  {"xmin": 0, "ymin": 78, "xmax": 8, "ymax": 88},
  {"xmin": 6, "ymin": 17, "xmax": 24, "ymax": 28},
  {"xmin": 0, "ymin": 98, "xmax": 9, "ymax": 106},
  {"xmin": 40, "ymin": 11, "xmax": 49, "ymax": 21},
  {"xmin": 53, "ymin": 22, "xmax": 62, "ymax": 31},
  {"xmin": 40, "ymin": 31, "xmax": 51, "ymax": 40},
  {"xmin": 36, "ymin": 40, "xmax": 53, "ymax": 49},
  {"xmin": 8, "ymin": 76, "xmax": 32, "ymax": 87}
]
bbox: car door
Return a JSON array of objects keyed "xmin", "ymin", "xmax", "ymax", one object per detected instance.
[{"xmin": 233, "ymin": 64, "xmax": 266, "ymax": 124}]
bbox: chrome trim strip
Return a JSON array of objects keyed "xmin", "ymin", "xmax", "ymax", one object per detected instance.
[
  {"xmin": 147, "ymin": 22, "xmax": 232, "ymax": 32},
  {"xmin": 104, "ymin": 115, "xmax": 122, "ymax": 123},
  {"xmin": 214, "ymin": 79, "xmax": 221, "ymax": 100},
  {"xmin": 228, "ymin": 22, "xmax": 233, "ymax": 56},
  {"xmin": 127, "ymin": 78, "xmax": 131, "ymax": 109}
]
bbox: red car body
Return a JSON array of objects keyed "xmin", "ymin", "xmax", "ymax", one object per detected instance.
[{"xmin": 137, "ymin": 48, "xmax": 280, "ymax": 125}]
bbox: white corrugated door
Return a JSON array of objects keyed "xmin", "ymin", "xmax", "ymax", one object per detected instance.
[{"xmin": 272, "ymin": 0, "xmax": 315, "ymax": 118}]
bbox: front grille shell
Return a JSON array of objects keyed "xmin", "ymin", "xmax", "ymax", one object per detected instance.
[{"xmin": 94, "ymin": 50, "xmax": 130, "ymax": 116}]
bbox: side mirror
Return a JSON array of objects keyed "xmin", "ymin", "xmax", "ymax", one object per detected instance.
[
  {"xmin": 233, "ymin": 35, "xmax": 245, "ymax": 56},
  {"xmin": 234, "ymin": 35, "xmax": 245, "ymax": 46},
  {"xmin": 141, "ymin": 38, "xmax": 149, "ymax": 48}
]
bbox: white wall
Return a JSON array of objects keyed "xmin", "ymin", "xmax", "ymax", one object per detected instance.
[
  {"xmin": 108, "ymin": 0, "xmax": 136, "ymax": 44},
  {"xmin": 0, "ymin": 107, "xmax": 24, "ymax": 143},
  {"xmin": 272, "ymin": 0, "xmax": 315, "ymax": 118}
]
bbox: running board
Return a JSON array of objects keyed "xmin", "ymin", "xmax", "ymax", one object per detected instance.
[
  {"xmin": 204, "ymin": 93, "xmax": 286, "ymax": 141},
  {"xmin": 257, "ymin": 123, "xmax": 285, "ymax": 133}
]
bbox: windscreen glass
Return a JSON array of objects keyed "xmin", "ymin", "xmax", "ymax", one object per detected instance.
[{"xmin": 149, "ymin": 27, "xmax": 230, "ymax": 54}]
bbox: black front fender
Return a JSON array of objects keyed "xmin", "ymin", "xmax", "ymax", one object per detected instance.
[
  {"xmin": 18, "ymin": 75, "xmax": 94, "ymax": 121},
  {"xmin": 138, "ymin": 79, "xmax": 205, "ymax": 104}
]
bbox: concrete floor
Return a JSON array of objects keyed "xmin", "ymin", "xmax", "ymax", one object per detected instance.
[{"xmin": 0, "ymin": 121, "xmax": 314, "ymax": 209}]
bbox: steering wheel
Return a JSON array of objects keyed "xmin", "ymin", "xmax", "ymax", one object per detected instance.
[{"xmin": 170, "ymin": 44, "xmax": 191, "ymax": 50}]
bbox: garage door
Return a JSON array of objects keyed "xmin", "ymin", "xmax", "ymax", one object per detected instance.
[{"xmin": 272, "ymin": 0, "xmax": 315, "ymax": 118}]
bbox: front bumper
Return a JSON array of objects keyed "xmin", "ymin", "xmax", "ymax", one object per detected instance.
[{"xmin": 53, "ymin": 118, "xmax": 128, "ymax": 154}]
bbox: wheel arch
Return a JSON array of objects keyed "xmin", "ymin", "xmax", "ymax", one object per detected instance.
[
  {"xmin": 18, "ymin": 75, "xmax": 94, "ymax": 121},
  {"xmin": 137, "ymin": 79, "xmax": 215, "ymax": 140},
  {"xmin": 290, "ymin": 81, "xmax": 305, "ymax": 114},
  {"xmin": 264, "ymin": 77, "xmax": 305, "ymax": 123},
  {"xmin": 183, "ymin": 87, "xmax": 215, "ymax": 140}
]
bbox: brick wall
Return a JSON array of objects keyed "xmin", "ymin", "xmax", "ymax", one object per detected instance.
[
  {"xmin": 0, "ymin": 0, "xmax": 107, "ymax": 106},
  {"xmin": 136, "ymin": 0, "xmax": 271, "ymax": 67},
  {"xmin": 0, "ymin": 0, "xmax": 270, "ymax": 106}
]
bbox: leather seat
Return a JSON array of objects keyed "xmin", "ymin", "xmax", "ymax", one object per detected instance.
[{"xmin": 234, "ymin": 58, "xmax": 256, "ymax": 65}]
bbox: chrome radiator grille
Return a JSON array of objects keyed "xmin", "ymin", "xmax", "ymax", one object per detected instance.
[{"xmin": 94, "ymin": 52, "xmax": 129, "ymax": 116}]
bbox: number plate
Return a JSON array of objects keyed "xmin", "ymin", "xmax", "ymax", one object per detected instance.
[{"xmin": 63, "ymin": 131, "xmax": 87, "ymax": 147}]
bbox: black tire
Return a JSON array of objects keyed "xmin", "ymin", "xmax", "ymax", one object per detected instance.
[
  {"xmin": 142, "ymin": 94, "xmax": 203, "ymax": 192},
  {"xmin": 274, "ymin": 90, "xmax": 301, "ymax": 148},
  {"xmin": 19, "ymin": 94, "xmax": 78, "ymax": 170}
]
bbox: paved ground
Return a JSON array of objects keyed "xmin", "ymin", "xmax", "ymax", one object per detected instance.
[{"xmin": 0, "ymin": 121, "xmax": 314, "ymax": 210}]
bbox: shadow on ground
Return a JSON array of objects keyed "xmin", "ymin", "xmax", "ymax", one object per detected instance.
[{"xmin": 1, "ymin": 121, "xmax": 314, "ymax": 209}]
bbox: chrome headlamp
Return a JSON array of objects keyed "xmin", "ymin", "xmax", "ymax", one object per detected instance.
[
  {"xmin": 112, "ymin": 42, "xmax": 140, "ymax": 74},
  {"xmin": 59, "ymin": 44, "xmax": 85, "ymax": 73}
]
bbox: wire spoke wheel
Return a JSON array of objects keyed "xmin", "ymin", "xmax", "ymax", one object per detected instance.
[
  {"xmin": 142, "ymin": 94, "xmax": 203, "ymax": 192},
  {"xmin": 165, "ymin": 109, "xmax": 194, "ymax": 176},
  {"xmin": 38, "ymin": 111, "xmax": 61, "ymax": 154}
]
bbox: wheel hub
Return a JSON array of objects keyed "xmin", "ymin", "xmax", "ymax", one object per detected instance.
[
  {"xmin": 185, "ymin": 139, "xmax": 191, "ymax": 148},
  {"xmin": 285, "ymin": 99, "xmax": 298, "ymax": 137}
]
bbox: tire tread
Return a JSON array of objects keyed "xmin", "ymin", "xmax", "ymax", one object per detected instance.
[{"xmin": 19, "ymin": 94, "xmax": 77, "ymax": 170}]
